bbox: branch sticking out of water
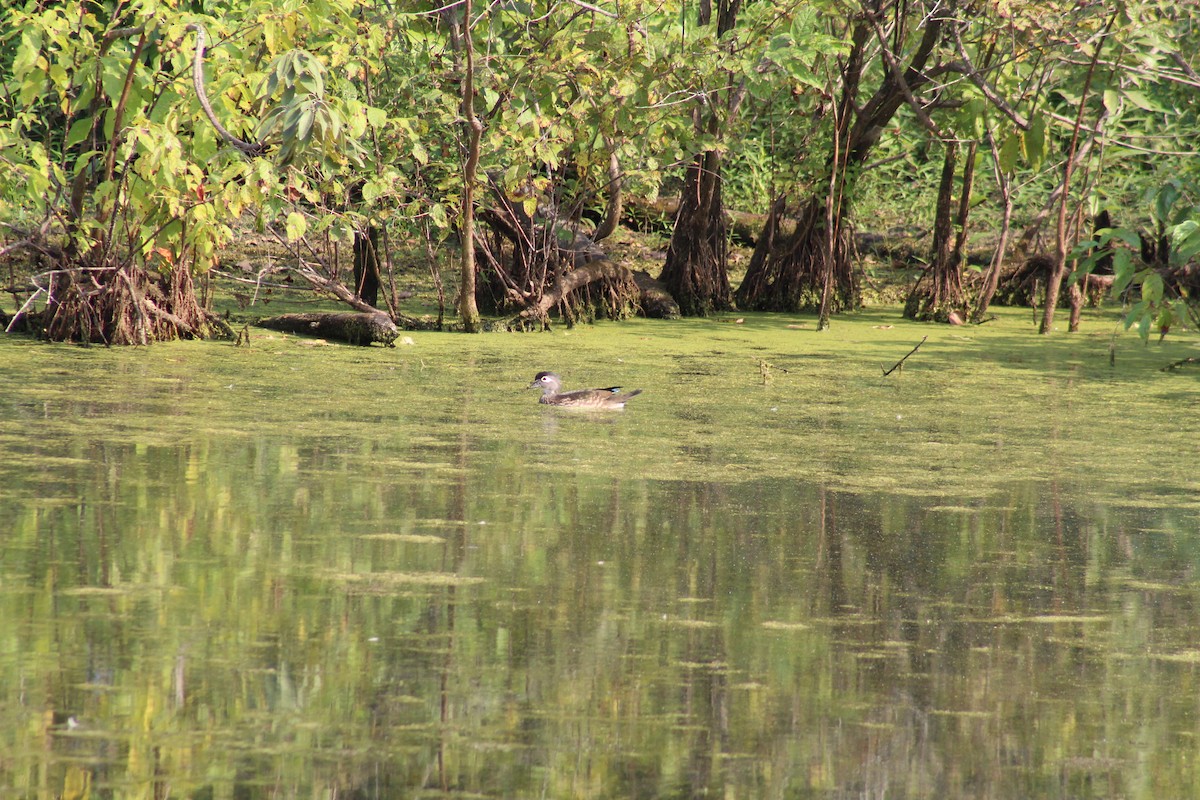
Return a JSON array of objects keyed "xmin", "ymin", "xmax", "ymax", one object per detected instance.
[
  {"xmin": 1161, "ymin": 356, "xmax": 1199, "ymax": 372},
  {"xmin": 757, "ymin": 358, "xmax": 789, "ymax": 385},
  {"xmin": 882, "ymin": 336, "xmax": 928, "ymax": 376}
]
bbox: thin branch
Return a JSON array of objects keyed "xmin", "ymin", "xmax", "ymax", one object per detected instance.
[
  {"xmin": 185, "ymin": 23, "xmax": 265, "ymax": 156},
  {"xmin": 882, "ymin": 336, "xmax": 928, "ymax": 376},
  {"xmin": 1161, "ymin": 357, "xmax": 1199, "ymax": 372},
  {"xmin": 950, "ymin": 28, "xmax": 1029, "ymax": 130},
  {"xmin": 1054, "ymin": 54, "xmax": 1200, "ymax": 89},
  {"xmin": 562, "ymin": 0, "xmax": 617, "ymax": 18},
  {"xmin": 867, "ymin": 16, "xmax": 953, "ymax": 141},
  {"xmin": 1170, "ymin": 51, "xmax": 1199, "ymax": 82}
]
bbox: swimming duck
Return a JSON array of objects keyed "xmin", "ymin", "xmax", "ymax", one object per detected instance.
[{"xmin": 528, "ymin": 372, "xmax": 643, "ymax": 408}]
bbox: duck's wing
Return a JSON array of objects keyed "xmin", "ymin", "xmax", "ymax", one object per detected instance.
[{"xmin": 557, "ymin": 388, "xmax": 613, "ymax": 402}]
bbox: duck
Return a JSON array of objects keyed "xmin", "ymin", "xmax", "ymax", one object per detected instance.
[{"xmin": 528, "ymin": 371, "xmax": 643, "ymax": 409}]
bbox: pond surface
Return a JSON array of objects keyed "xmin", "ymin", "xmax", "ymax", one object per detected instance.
[{"xmin": 2, "ymin": 308, "xmax": 1200, "ymax": 799}]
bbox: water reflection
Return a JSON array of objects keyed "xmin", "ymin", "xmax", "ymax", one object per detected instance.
[{"xmin": 2, "ymin": 360, "xmax": 1200, "ymax": 799}]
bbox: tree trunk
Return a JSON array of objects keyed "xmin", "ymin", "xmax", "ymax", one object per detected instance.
[
  {"xmin": 737, "ymin": 4, "xmax": 945, "ymax": 316},
  {"xmin": 257, "ymin": 311, "xmax": 399, "ymax": 346},
  {"xmin": 660, "ymin": 150, "xmax": 733, "ymax": 315},
  {"xmin": 659, "ymin": 0, "xmax": 741, "ymax": 317},
  {"xmin": 973, "ymin": 131, "xmax": 1012, "ymax": 321},
  {"xmin": 458, "ymin": 0, "xmax": 482, "ymax": 332},
  {"xmin": 1040, "ymin": 8, "xmax": 1116, "ymax": 334},
  {"xmin": 904, "ymin": 141, "xmax": 967, "ymax": 321},
  {"xmin": 352, "ymin": 225, "xmax": 380, "ymax": 308},
  {"xmin": 735, "ymin": 195, "xmax": 856, "ymax": 313}
]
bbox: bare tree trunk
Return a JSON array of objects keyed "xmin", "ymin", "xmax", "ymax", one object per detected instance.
[
  {"xmin": 591, "ymin": 147, "xmax": 623, "ymax": 243},
  {"xmin": 905, "ymin": 141, "xmax": 966, "ymax": 321},
  {"xmin": 660, "ymin": 0, "xmax": 741, "ymax": 316},
  {"xmin": 660, "ymin": 149, "xmax": 733, "ymax": 315},
  {"xmin": 1040, "ymin": 9, "xmax": 1117, "ymax": 334},
  {"xmin": 458, "ymin": 0, "xmax": 482, "ymax": 332},
  {"xmin": 973, "ymin": 132, "xmax": 1012, "ymax": 321},
  {"xmin": 352, "ymin": 225, "xmax": 380, "ymax": 308},
  {"xmin": 952, "ymin": 141, "xmax": 977, "ymax": 269}
]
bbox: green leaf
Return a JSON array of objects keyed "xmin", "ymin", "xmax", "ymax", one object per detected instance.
[
  {"xmin": 285, "ymin": 211, "xmax": 307, "ymax": 242},
  {"xmin": 297, "ymin": 106, "xmax": 315, "ymax": 142},
  {"xmin": 1142, "ymin": 272, "xmax": 1164, "ymax": 303},
  {"xmin": 1104, "ymin": 227, "xmax": 1142, "ymax": 249},
  {"xmin": 361, "ymin": 177, "xmax": 387, "ymax": 202},
  {"xmin": 64, "ymin": 117, "xmax": 93, "ymax": 150},
  {"xmin": 1124, "ymin": 300, "xmax": 1147, "ymax": 332},
  {"xmin": 998, "ymin": 131, "xmax": 1022, "ymax": 173},
  {"xmin": 365, "ymin": 107, "xmax": 387, "ymax": 128},
  {"xmin": 1102, "ymin": 89, "xmax": 1120, "ymax": 114},
  {"xmin": 1111, "ymin": 250, "xmax": 1135, "ymax": 295},
  {"xmin": 429, "ymin": 203, "xmax": 448, "ymax": 229},
  {"xmin": 1123, "ymin": 90, "xmax": 1162, "ymax": 113},
  {"xmin": 1154, "ymin": 181, "xmax": 1180, "ymax": 226},
  {"xmin": 13, "ymin": 29, "xmax": 42, "ymax": 76},
  {"xmin": 1025, "ymin": 115, "xmax": 1046, "ymax": 171},
  {"xmin": 412, "ymin": 141, "xmax": 428, "ymax": 166},
  {"xmin": 961, "ymin": 98, "xmax": 986, "ymax": 140},
  {"xmin": 100, "ymin": 56, "xmax": 126, "ymax": 102},
  {"xmin": 1171, "ymin": 222, "xmax": 1200, "ymax": 265}
]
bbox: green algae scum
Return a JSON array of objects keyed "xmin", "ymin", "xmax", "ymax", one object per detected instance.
[{"xmin": 2, "ymin": 307, "xmax": 1200, "ymax": 798}]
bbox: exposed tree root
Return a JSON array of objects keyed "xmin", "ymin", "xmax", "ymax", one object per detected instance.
[
  {"xmin": 508, "ymin": 256, "xmax": 641, "ymax": 328},
  {"xmin": 736, "ymin": 196, "xmax": 859, "ymax": 314},
  {"xmin": 12, "ymin": 263, "xmax": 228, "ymax": 345},
  {"xmin": 475, "ymin": 189, "xmax": 643, "ymax": 326}
]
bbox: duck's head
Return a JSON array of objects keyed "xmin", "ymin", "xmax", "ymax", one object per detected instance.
[{"xmin": 528, "ymin": 372, "xmax": 563, "ymax": 394}]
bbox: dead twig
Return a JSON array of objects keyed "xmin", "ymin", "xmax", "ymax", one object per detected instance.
[{"xmin": 882, "ymin": 336, "xmax": 928, "ymax": 376}]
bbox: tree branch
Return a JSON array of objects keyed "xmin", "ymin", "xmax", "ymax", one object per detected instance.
[
  {"xmin": 882, "ymin": 336, "xmax": 928, "ymax": 376},
  {"xmin": 563, "ymin": 0, "xmax": 617, "ymax": 18},
  {"xmin": 868, "ymin": 15, "xmax": 953, "ymax": 141},
  {"xmin": 186, "ymin": 23, "xmax": 266, "ymax": 156},
  {"xmin": 950, "ymin": 28, "xmax": 1029, "ymax": 130}
]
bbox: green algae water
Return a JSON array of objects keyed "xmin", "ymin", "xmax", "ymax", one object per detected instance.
[{"xmin": 2, "ymin": 307, "xmax": 1200, "ymax": 799}]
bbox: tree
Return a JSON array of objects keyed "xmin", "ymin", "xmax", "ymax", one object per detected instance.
[
  {"xmin": 737, "ymin": 0, "xmax": 949, "ymax": 327},
  {"xmin": 0, "ymin": 0, "xmax": 409, "ymax": 342},
  {"xmin": 904, "ymin": 139, "xmax": 972, "ymax": 322},
  {"xmin": 1038, "ymin": 8, "xmax": 1119, "ymax": 334},
  {"xmin": 407, "ymin": 1, "xmax": 670, "ymax": 327},
  {"xmin": 457, "ymin": 0, "xmax": 483, "ymax": 332},
  {"xmin": 658, "ymin": 0, "xmax": 744, "ymax": 317}
]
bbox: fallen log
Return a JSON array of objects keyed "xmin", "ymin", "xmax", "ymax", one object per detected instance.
[{"xmin": 256, "ymin": 311, "xmax": 399, "ymax": 346}]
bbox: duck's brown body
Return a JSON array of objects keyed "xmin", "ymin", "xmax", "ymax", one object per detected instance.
[{"xmin": 528, "ymin": 372, "xmax": 643, "ymax": 409}]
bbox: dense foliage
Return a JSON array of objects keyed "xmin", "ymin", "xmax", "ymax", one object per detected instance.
[{"xmin": 0, "ymin": 0, "xmax": 1196, "ymax": 342}]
